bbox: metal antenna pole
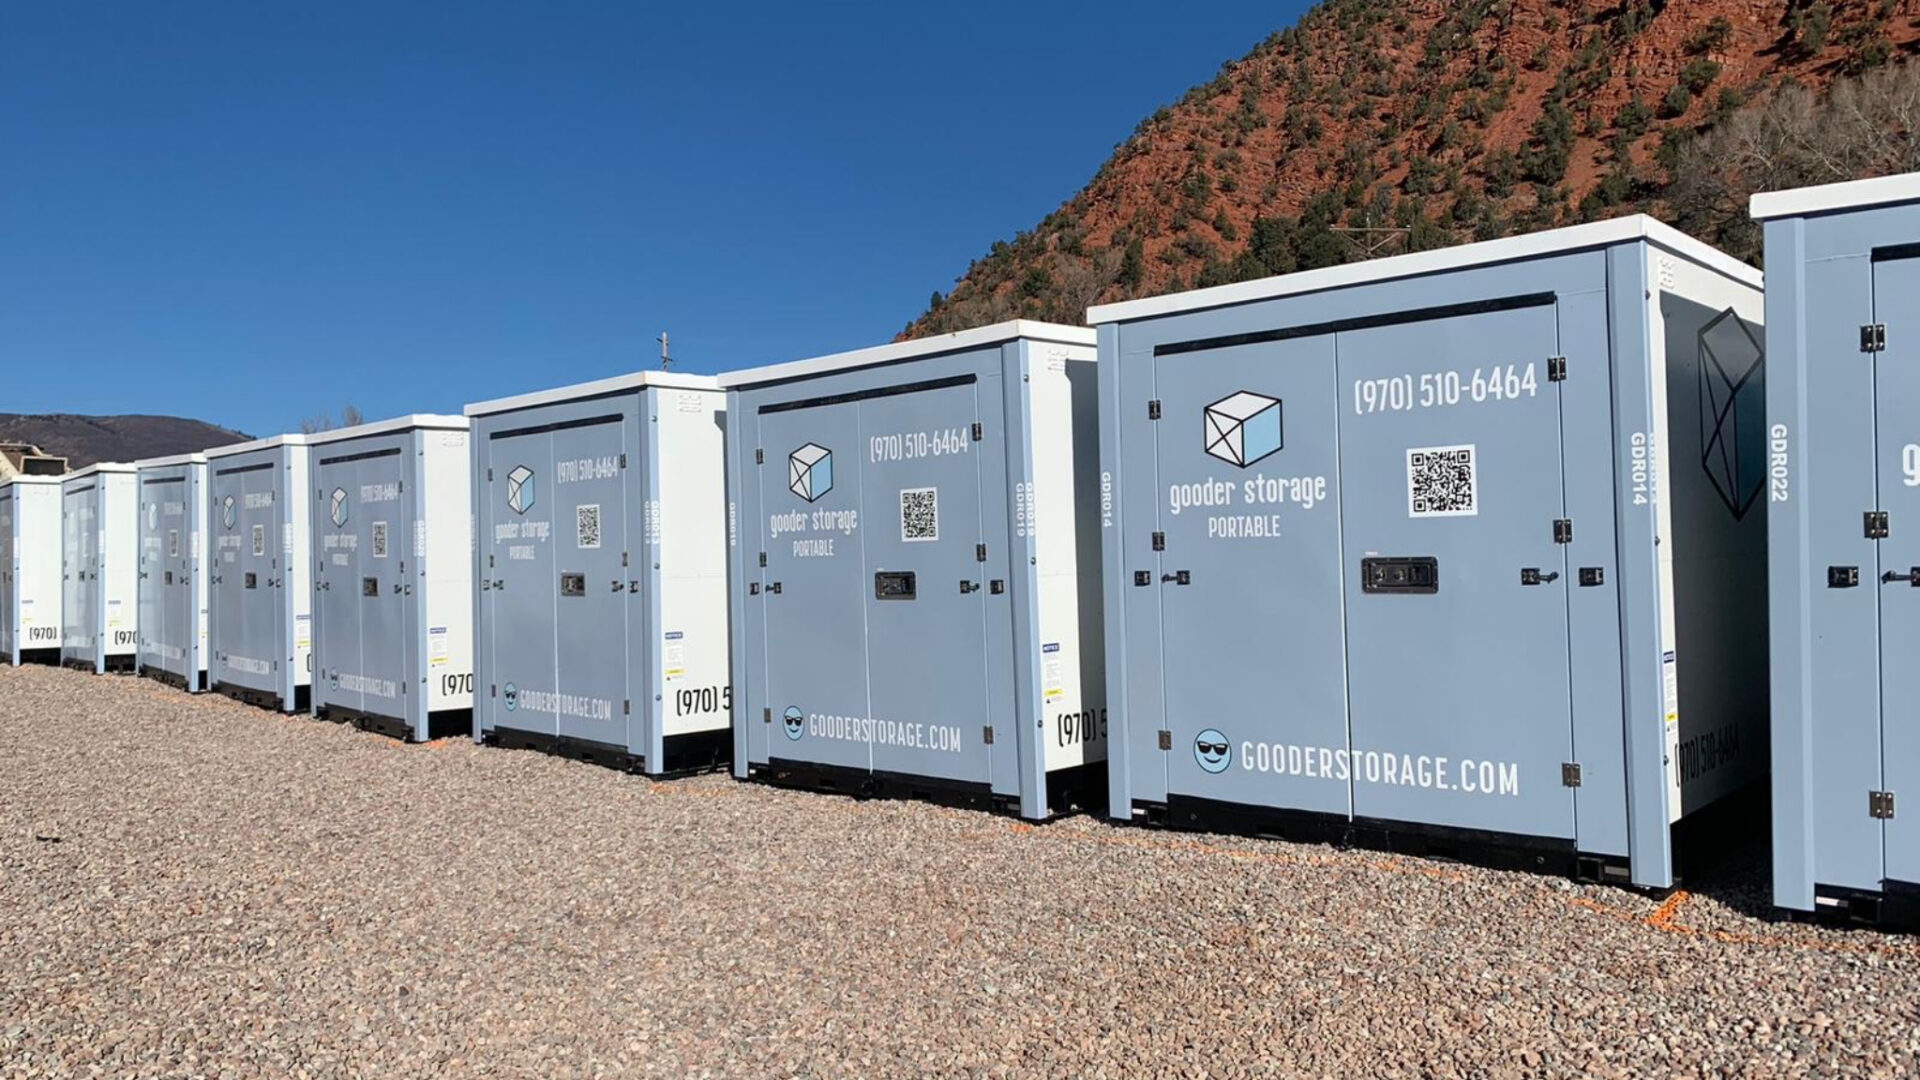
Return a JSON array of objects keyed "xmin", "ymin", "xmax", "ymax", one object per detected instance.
[{"xmin": 658, "ymin": 332, "xmax": 672, "ymax": 372}]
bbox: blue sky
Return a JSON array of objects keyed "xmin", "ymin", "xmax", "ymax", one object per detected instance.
[{"xmin": 0, "ymin": 2, "xmax": 1305, "ymax": 437}]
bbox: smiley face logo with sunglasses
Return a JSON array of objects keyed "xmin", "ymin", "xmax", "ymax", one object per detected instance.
[{"xmin": 1193, "ymin": 729, "xmax": 1232, "ymax": 774}]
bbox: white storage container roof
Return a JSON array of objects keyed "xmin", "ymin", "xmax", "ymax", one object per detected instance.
[
  {"xmin": 62, "ymin": 462, "xmax": 136, "ymax": 480},
  {"xmin": 303, "ymin": 414, "xmax": 467, "ymax": 446},
  {"xmin": 1750, "ymin": 172, "xmax": 1920, "ymax": 222},
  {"xmin": 133, "ymin": 452, "xmax": 208, "ymax": 470},
  {"xmin": 1087, "ymin": 214, "xmax": 1760, "ymax": 325},
  {"xmin": 465, "ymin": 371, "xmax": 719, "ymax": 418},
  {"xmin": 719, "ymin": 319, "xmax": 1096, "ymax": 389},
  {"xmin": 204, "ymin": 433, "xmax": 309, "ymax": 460},
  {"xmin": 0, "ymin": 474, "xmax": 62, "ymax": 488}
]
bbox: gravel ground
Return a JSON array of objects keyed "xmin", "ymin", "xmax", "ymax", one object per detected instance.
[{"xmin": 3, "ymin": 664, "xmax": 1919, "ymax": 1078}]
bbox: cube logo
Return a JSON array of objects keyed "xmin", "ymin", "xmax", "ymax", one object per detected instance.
[
  {"xmin": 1697, "ymin": 309, "xmax": 1766, "ymax": 521},
  {"xmin": 221, "ymin": 495, "xmax": 236, "ymax": 530},
  {"xmin": 506, "ymin": 465, "xmax": 536, "ymax": 516},
  {"xmin": 1204, "ymin": 391, "xmax": 1283, "ymax": 468},
  {"xmin": 329, "ymin": 487, "xmax": 349, "ymax": 528},
  {"xmin": 789, "ymin": 443, "xmax": 833, "ymax": 503}
]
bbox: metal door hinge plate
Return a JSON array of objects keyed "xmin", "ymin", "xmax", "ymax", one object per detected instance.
[
  {"xmin": 1547, "ymin": 356, "xmax": 1567, "ymax": 382},
  {"xmin": 1147, "ymin": 399, "xmax": 1162, "ymax": 420},
  {"xmin": 1553, "ymin": 519, "xmax": 1573, "ymax": 544},
  {"xmin": 1862, "ymin": 324, "xmax": 1888, "ymax": 353},
  {"xmin": 623, "ymin": 700, "xmax": 631, "ymax": 716},
  {"xmin": 1872, "ymin": 790, "xmax": 1896, "ymax": 819},
  {"xmin": 1157, "ymin": 730, "xmax": 1172, "ymax": 751},
  {"xmin": 971, "ymin": 422, "xmax": 983, "ymax": 441},
  {"xmin": 1867, "ymin": 510, "xmax": 1891, "ymax": 539},
  {"xmin": 1562, "ymin": 763, "xmax": 1582, "ymax": 788},
  {"xmin": 1152, "ymin": 531, "xmax": 1165, "ymax": 551},
  {"xmin": 755, "ymin": 449, "xmax": 764, "ymax": 464},
  {"xmin": 758, "ymin": 551, "xmax": 768, "ymax": 567},
  {"xmin": 487, "ymin": 468, "xmax": 494, "ymax": 481},
  {"xmin": 763, "ymin": 707, "xmax": 772, "ymax": 723},
  {"xmin": 1133, "ymin": 571, "xmax": 1151, "ymax": 587},
  {"xmin": 618, "ymin": 453, "xmax": 628, "ymax": 468},
  {"xmin": 982, "ymin": 725, "xmax": 994, "ymax": 745},
  {"xmin": 976, "ymin": 543, "xmax": 987, "ymax": 562},
  {"xmin": 1578, "ymin": 567, "xmax": 1604, "ymax": 587}
]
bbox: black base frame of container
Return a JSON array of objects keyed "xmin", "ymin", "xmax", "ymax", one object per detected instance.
[
  {"xmin": 483, "ymin": 726, "xmax": 730, "ymax": 778},
  {"xmin": 3, "ymin": 649, "xmax": 60, "ymax": 667},
  {"xmin": 1132, "ymin": 794, "xmax": 1636, "ymax": 884},
  {"xmin": 317, "ymin": 704, "xmax": 473, "ymax": 744},
  {"xmin": 749, "ymin": 759, "xmax": 1103, "ymax": 820},
  {"xmin": 139, "ymin": 667, "xmax": 208, "ymax": 693},
  {"xmin": 212, "ymin": 681, "xmax": 310, "ymax": 714}
]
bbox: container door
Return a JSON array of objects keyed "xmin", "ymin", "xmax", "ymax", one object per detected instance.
[
  {"xmin": 138, "ymin": 491, "xmax": 160, "ymax": 669},
  {"xmin": 756, "ymin": 402, "xmax": 872, "ymax": 773},
  {"xmin": 1335, "ymin": 302, "xmax": 1576, "ymax": 839},
  {"xmin": 548, "ymin": 418, "xmax": 630, "ymax": 747},
  {"xmin": 314, "ymin": 455, "xmax": 363, "ymax": 715},
  {"xmin": 166, "ymin": 484, "xmax": 191, "ymax": 676},
  {"xmin": 487, "ymin": 431, "xmax": 558, "ymax": 737},
  {"xmin": 360, "ymin": 451, "xmax": 410, "ymax": 721},
  {"xmin": 211, "ymin": 471, "xmax": 243, "ymax": 678},
  {"xmin": 1153, "ymin": 337, "xmax": 1351, "ymax": 814},
  {"xmin": 239, "ymin": 465, "xmax": 279, "ymax": 689},
  {"xmin": 858, "ymin": 383, "xmax": 993, "ymax": 786},
  {"xmin": 1875, "ymin": 253, "xmax": 1920, "ymax": 886},
  {"xmin": 1, "ymin": 496, "xmax": 13, "ymax": 658}
]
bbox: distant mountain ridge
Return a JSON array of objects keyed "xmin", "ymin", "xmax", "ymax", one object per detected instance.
[
  {"xmin": 0, "ymin": 414, "xmax": 251, "ymax": 470},
  {"xmin": 904, "ymin": 0, "xmax": 1920, "ymax": 337}
]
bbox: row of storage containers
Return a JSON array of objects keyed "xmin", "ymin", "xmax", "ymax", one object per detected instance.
[{"xmin": 4, "ymin": 175, "xmax": 1917, "ymax": 925}]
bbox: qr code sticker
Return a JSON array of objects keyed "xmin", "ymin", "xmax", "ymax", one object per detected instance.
[
  {"xmin": 1407, "ymin": 444, "xmax": 1478, "ymax": 518},
  {"xmin": 372, "ymin": 521, "xmax": 389, "ymax": 559},
  {"xmin": 577, "ymin": 504, "xmax": 602, "ymax": 549},
  {"xmin": 168, "ymin": 529, "xmax": 180, "ymax": 558},
  {"xmin": 251, "ymin": 524, "xmax": 266, "ymax": 557},
  {"xmin": 901, "ymin": 487, "xmax": 938, "ymax": 542}
]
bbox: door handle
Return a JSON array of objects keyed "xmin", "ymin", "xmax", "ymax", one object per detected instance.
[
  {"xmin": 1520, "ymin": 569, "xmax": 1560, "ymax": 585},
  {"xmin": 1883, "ymin": 568, "xmax": 1920, "ymax": 586},
  {"xmin": 610, "ymin": 580, "xmax": 625, "ymax": 592}
]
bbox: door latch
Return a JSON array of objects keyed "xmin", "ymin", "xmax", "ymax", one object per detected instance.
[
  {"xmin": 1520, "ymin": 568, "xmax": 1560, "ymax": 586},
  {"xmin": 1885, "ymin": 568, "xmax": 1920, "ymax": 586},
  {"xmin": 1161, "ymin": 570, "xmax": 1191, "ymax": 586}
]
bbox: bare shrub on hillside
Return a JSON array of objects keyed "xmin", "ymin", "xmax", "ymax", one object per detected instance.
[{"xmin": 1670, "ymin": 61, "xmax": 1920, "ymax": 264}]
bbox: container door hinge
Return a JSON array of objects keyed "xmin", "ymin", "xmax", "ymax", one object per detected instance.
[
  {"xmin": 490, "ymin": 684, "xmax": 497, "ymax": 697},
  {"xmin": 1866, "ymin": 510, "xmax": 1890, "ymax": 539},
  {"xmin": 623, "ymin": 699, "xmax": 631, "ymax": 716},
  {"xmin": 763, "ymin": 707, "xmax": 771, "ymax": 724},
  {"xmin": 1547, "ymin": 356, "xmax": 1567, "ymax": 382},
  {"xmin": 758, "ymin": 551, "xmax": 767, "ymax": 567},
  {"xmin": 976, "ymin": 543, "xmax": 987, "ymax": 562},
  {"xmin": 487, "ymin": 468, "xmax": 493, "ymax": 481},
  {"xmin": 1151, "ymin": 531, "xmax": 1165, "ymax": 551},
  {"xmin": 1862, "ymin": 324, "xmax": 1888, "ymax": 353},
  {"xmin": 1147, "ymin": 399, "xmax": 1162, "ymax": 420},
  {"xmin": 971, "ymin": 422, "xmax": 983, "ymax": 441},
  {"xmin": 1157, "ymin": 729, "xmax": 1172, "ymax": 751},
  {"xmin": 1871, "ymin": 790, "xmax": 1897, "ymax": 819},
  {"xmin": 618, "ymin": 452, "xmax": 628, "ymax": 468},
  {"xmin": 754, "ymin": 449, "xmax": 764, "ymax": 464},
  {"xmin": 1561, "ymin": 763, "xmax": 1582, "ymax": 788},
  {"xmin": 982, "ymin": 725, "xmax": 994, "ymax": 745},
  {"xmin": 621, "ymin": 551, "xmax": 629, "ymax": 568},
  {"xmin": 1553, "ymin": 519, "xmax": 1573, "ymax": 544}
]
